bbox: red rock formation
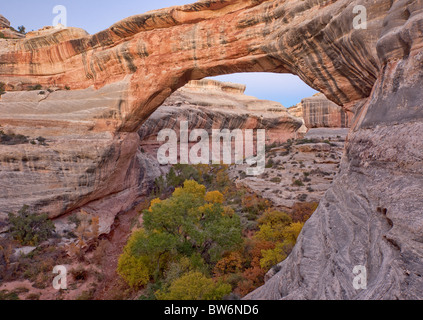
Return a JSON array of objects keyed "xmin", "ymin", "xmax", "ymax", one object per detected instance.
[
  {"xmin": 0, "ymin": 14, "xmax": 24, "ymax": 39},
  {"xmin": 0, "ymin": 0, "xmax": 422, "ymax": 299},
  {"xmin": 0, "ymin": 15, "xmax": 9, "ymax": 29},
  {"xmin": 289, "ymin": 93, "xmax": 352, "ymax": 128},
  {"xmin": 0, "ymin": 0, "xmax": 384, "ymax": 132},
  {"xmin": 139, "ymin": 79, "xmax": 303, "ymax": 158}
]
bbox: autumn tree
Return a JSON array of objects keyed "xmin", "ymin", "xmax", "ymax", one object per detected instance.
[
  {"xmin": 117, "ymin": 229, "xmax": 153, "ymax": 289},
  {"xmin": 254, "ymin": 210, "xmax": 292, "ymax": 242},
  {"xmin": 68, "ymin": 210, "xmax": 100, "ymax": 260},
  {"xmin": 254, "ymin": 210, "xmax": 304, "ymax": 272},
  {"xmin": 213, "ymin": 252, "xmax": 243, "ymax": 278},
  {"xmin": 118, "ymin": 180, "xmax": 242, "ymax": 289},
  {"xmin": 155, "ymin": 271, "xmax": 231, "ymax": 300},
  {"xmin": 291, "ymin": 202, "xmax": 318, "ymax": 222},
  {"xmin": 144, "ymin": 180, "xmax": 242, "ymax": 264}
]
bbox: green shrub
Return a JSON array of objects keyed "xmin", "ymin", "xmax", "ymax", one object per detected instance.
[
  {"xmin": 270, "ymin": 177, "xmax": 281, "ymax": 183},
  {"xmin": 0, "ymin": 130, "xmax": 29, "ymax": 145},
  {"xmin": 28, "ymin": 84, "xmax": 42, "ymax": 91},
  {"xmin": 0, "ymin": 82, "xmax": 5, "ymax": 95},
  {"xmin": 8, "ymin": 205, "xmax": 55, "ymax": 246},
  {"xmin": 0, "ymin": 290, "xmax": 20, "ymax": 300},
  {"xmin": 155, "ymin": 271, "xmax": 231, "ymax": 300},
  {"xmin": 292, "ymin": 179, "xmax": 304, "ymax": 187},
  {"xmin": 17, "ymin": 26, "xmax": 26, "ymax": 35},
  {"xmin": 265, "ymin": 158, "xmax": 274, "ymax": 168}
]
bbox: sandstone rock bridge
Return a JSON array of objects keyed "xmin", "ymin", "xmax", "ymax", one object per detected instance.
[{"xmin": 0, "ymin": 0, "xmax": 422, "ymax": 299}]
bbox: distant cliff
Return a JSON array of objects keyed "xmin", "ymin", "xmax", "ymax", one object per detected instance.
[
  {"xmin": 0, "ymin": 14, "xmax": 25, "ymax": 39},
  {"xmin": 1, "ymin": 0, "xmax": 422, "ymax": 299},
  {"xmin": 289, "ymin": 93, "xmax": 352, "ymax": 129}
]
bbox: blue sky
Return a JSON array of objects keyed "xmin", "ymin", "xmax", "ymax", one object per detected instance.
[{"xmin": 1, "ymin": 1, "xmax": 317, "ymax": 107}]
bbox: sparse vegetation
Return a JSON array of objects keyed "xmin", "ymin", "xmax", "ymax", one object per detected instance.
[
  {"xmin": 67, "ymin": 210, "xmax": 100, "ymax": 261},
  {"xmin": 0, "ymin": 290, "xmax": 20, "ymax": 300},
  {"xmin": 7, "ymin": 205, "xmax": 56, "ymax": 246},
  {"xmin": 293, "ymin": 179, "xmax": 304, "ymax": 187},
  {"xmin": 17, "ymin": 25, "xmax": 26, "ymax": 35},
  {"xmin": 117, "ymin": 164, "xmax": 312, "ymax": 299},
  {"xmin": 70, "ymin": 265, "xmax": 89, "ymax": 282},
  {"xmin": 265, "ymin": 158, "xmax": 274, "ymax": 168},
  {"xmin": 28, "ymin": 84, "xmax": 42, "ymax": 91},
  {"xmin": 0, "ymin": 82, "xmax": 5, "ymax": 95},
  {"xmin": 0, "ymin": 127, "xmax": 29, "ymax": 145},
  {"xmin": 295, "ymin": 138, "xmax": 317, "ymax": 145}
]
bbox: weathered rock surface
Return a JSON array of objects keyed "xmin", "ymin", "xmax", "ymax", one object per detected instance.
[
  {"xmin": 246, "ymin": 0, "xmax": 423, "ymax": 300},
  {"xmin": 0, "ymin": 0, "xmax": 422, "ymax": 299},
  {"xmin": 0, "ymin": 0, "xmax": 386, "ymax": 131},
  {"xmin": 0, "ymin": 15, "xmax": 10, "ymax": 29},
  {"xmin": 0, "ymin": 79, "xmax": 301, "ymax": 234},
  {"xmin": 289, "ymin": 93, "xmax": 352, "ymax": 128},
  {"xmin": 229, "ymin": 128, "xmax": 346, "ymax": 211},
  {"xmin": 0, "ymin": 14, "xmax": 25, "ymax": 40},
  {"xmin": 139, "ymin": 79, "xmax": 303, "ymax": 154},
  {"xmin": 0, "ymin": 78, "xmax": 156, "ymax": 234}
]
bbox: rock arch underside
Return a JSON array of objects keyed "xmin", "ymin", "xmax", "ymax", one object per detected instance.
[{"xmin": 0, "ymin": 0, "xmax": 422, "ymax": 299}]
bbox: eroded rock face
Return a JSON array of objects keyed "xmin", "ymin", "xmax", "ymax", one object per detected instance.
[
  {"xmin": 0, "ymin": 79, "xmax": 301, "ymax": 234},
  {"xmin": 290, "ymin": 94, "xmax": 352, "ymax": 128},
  {"xmin": 0, "ymin": 0, "xmax": 422, "ymax": 299},
  {"xmin": 0, "ymin": 0, "xmax": 387, "ymax": 131},
  {"xmin": 246, "ymin": 1, "xmax": 423, "ymax": 300},
  {"xmin": 0, "ymin": 14, "xmax": 24, "ymax": 39},
  {"xmin": 0, "ymin": 15, "xmax": 10, "ymax": 29},
  {"xmin": 139, "ymin": 79, "xmax": 303, "ymax": 151},
  {"xmin": 229, "ymin": 128, "xmax": 347, "ymax": 212}
]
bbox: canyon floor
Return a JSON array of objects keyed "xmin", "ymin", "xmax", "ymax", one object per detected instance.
[{"xmin": 0, "ymin": 128, "xmax": 347, "ymax": 300}]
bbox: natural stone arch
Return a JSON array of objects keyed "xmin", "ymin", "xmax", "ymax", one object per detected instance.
[
  {"xmin": 1, "ymin": 0, "xmax": 386, "ymax": 132},
  {"xmin": 1, "ymin": 0, "xmax": 422, "ymax": 300}
]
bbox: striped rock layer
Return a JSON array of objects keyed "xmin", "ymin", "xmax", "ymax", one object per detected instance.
[{"xmin": 0, "ymin": 0, "xmax": 422, "ymax": 299}]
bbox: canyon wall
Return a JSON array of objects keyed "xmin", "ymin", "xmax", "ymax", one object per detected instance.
[
  {"xmin": 139, "ymin": 79, "xmax": 303, "ymax": 155},
  {"xmin": 0, "ymin": 14, "xmax": 25, "ymax": 39},
  {"xmin": 289, "ymin": 93, "xmax": 352, "ymax": 128},
  {"xmin": 0, "ymin": 79, "xmax": 301, "ymax": 234},
  {"xmin": 0, "ymin": 0, "xmax": 422, "ymax": 299}
]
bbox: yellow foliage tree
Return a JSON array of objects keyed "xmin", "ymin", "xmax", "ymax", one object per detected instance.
[
  {"xmin": 117, "ymin": 253, "xmax": 150, "ymax": 289},
  {"xmin": 254, "ymin": 210, "xmax": 305, "ymax": 272},
  {"xmin": 148, "ymin": 198, "xmax": 162, "ymax": 212},
  {"xmin": 205, "ymin": 191, "xmax": 224, "ymax": 204},
  {"xmin": 173, "ymin": 180, "xmax": 206, "ymax": 199},
  {"xmin": 156, "ymin": 271, "xmax": 231, "ymax": 300},
  {"xmin": 117, "ymin": 229, "xmax": 153, "ymax": 288},
  {"xmin": 282, "ymin": 222, "xmax": 304, "ymax": 245},
  {"xmin": 213, "ymin": 252, "xmax": 244, "ymax": 277},
  {"xmin": 260, "ymin": 243, "xmax": 288, "ymax": 271}
]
